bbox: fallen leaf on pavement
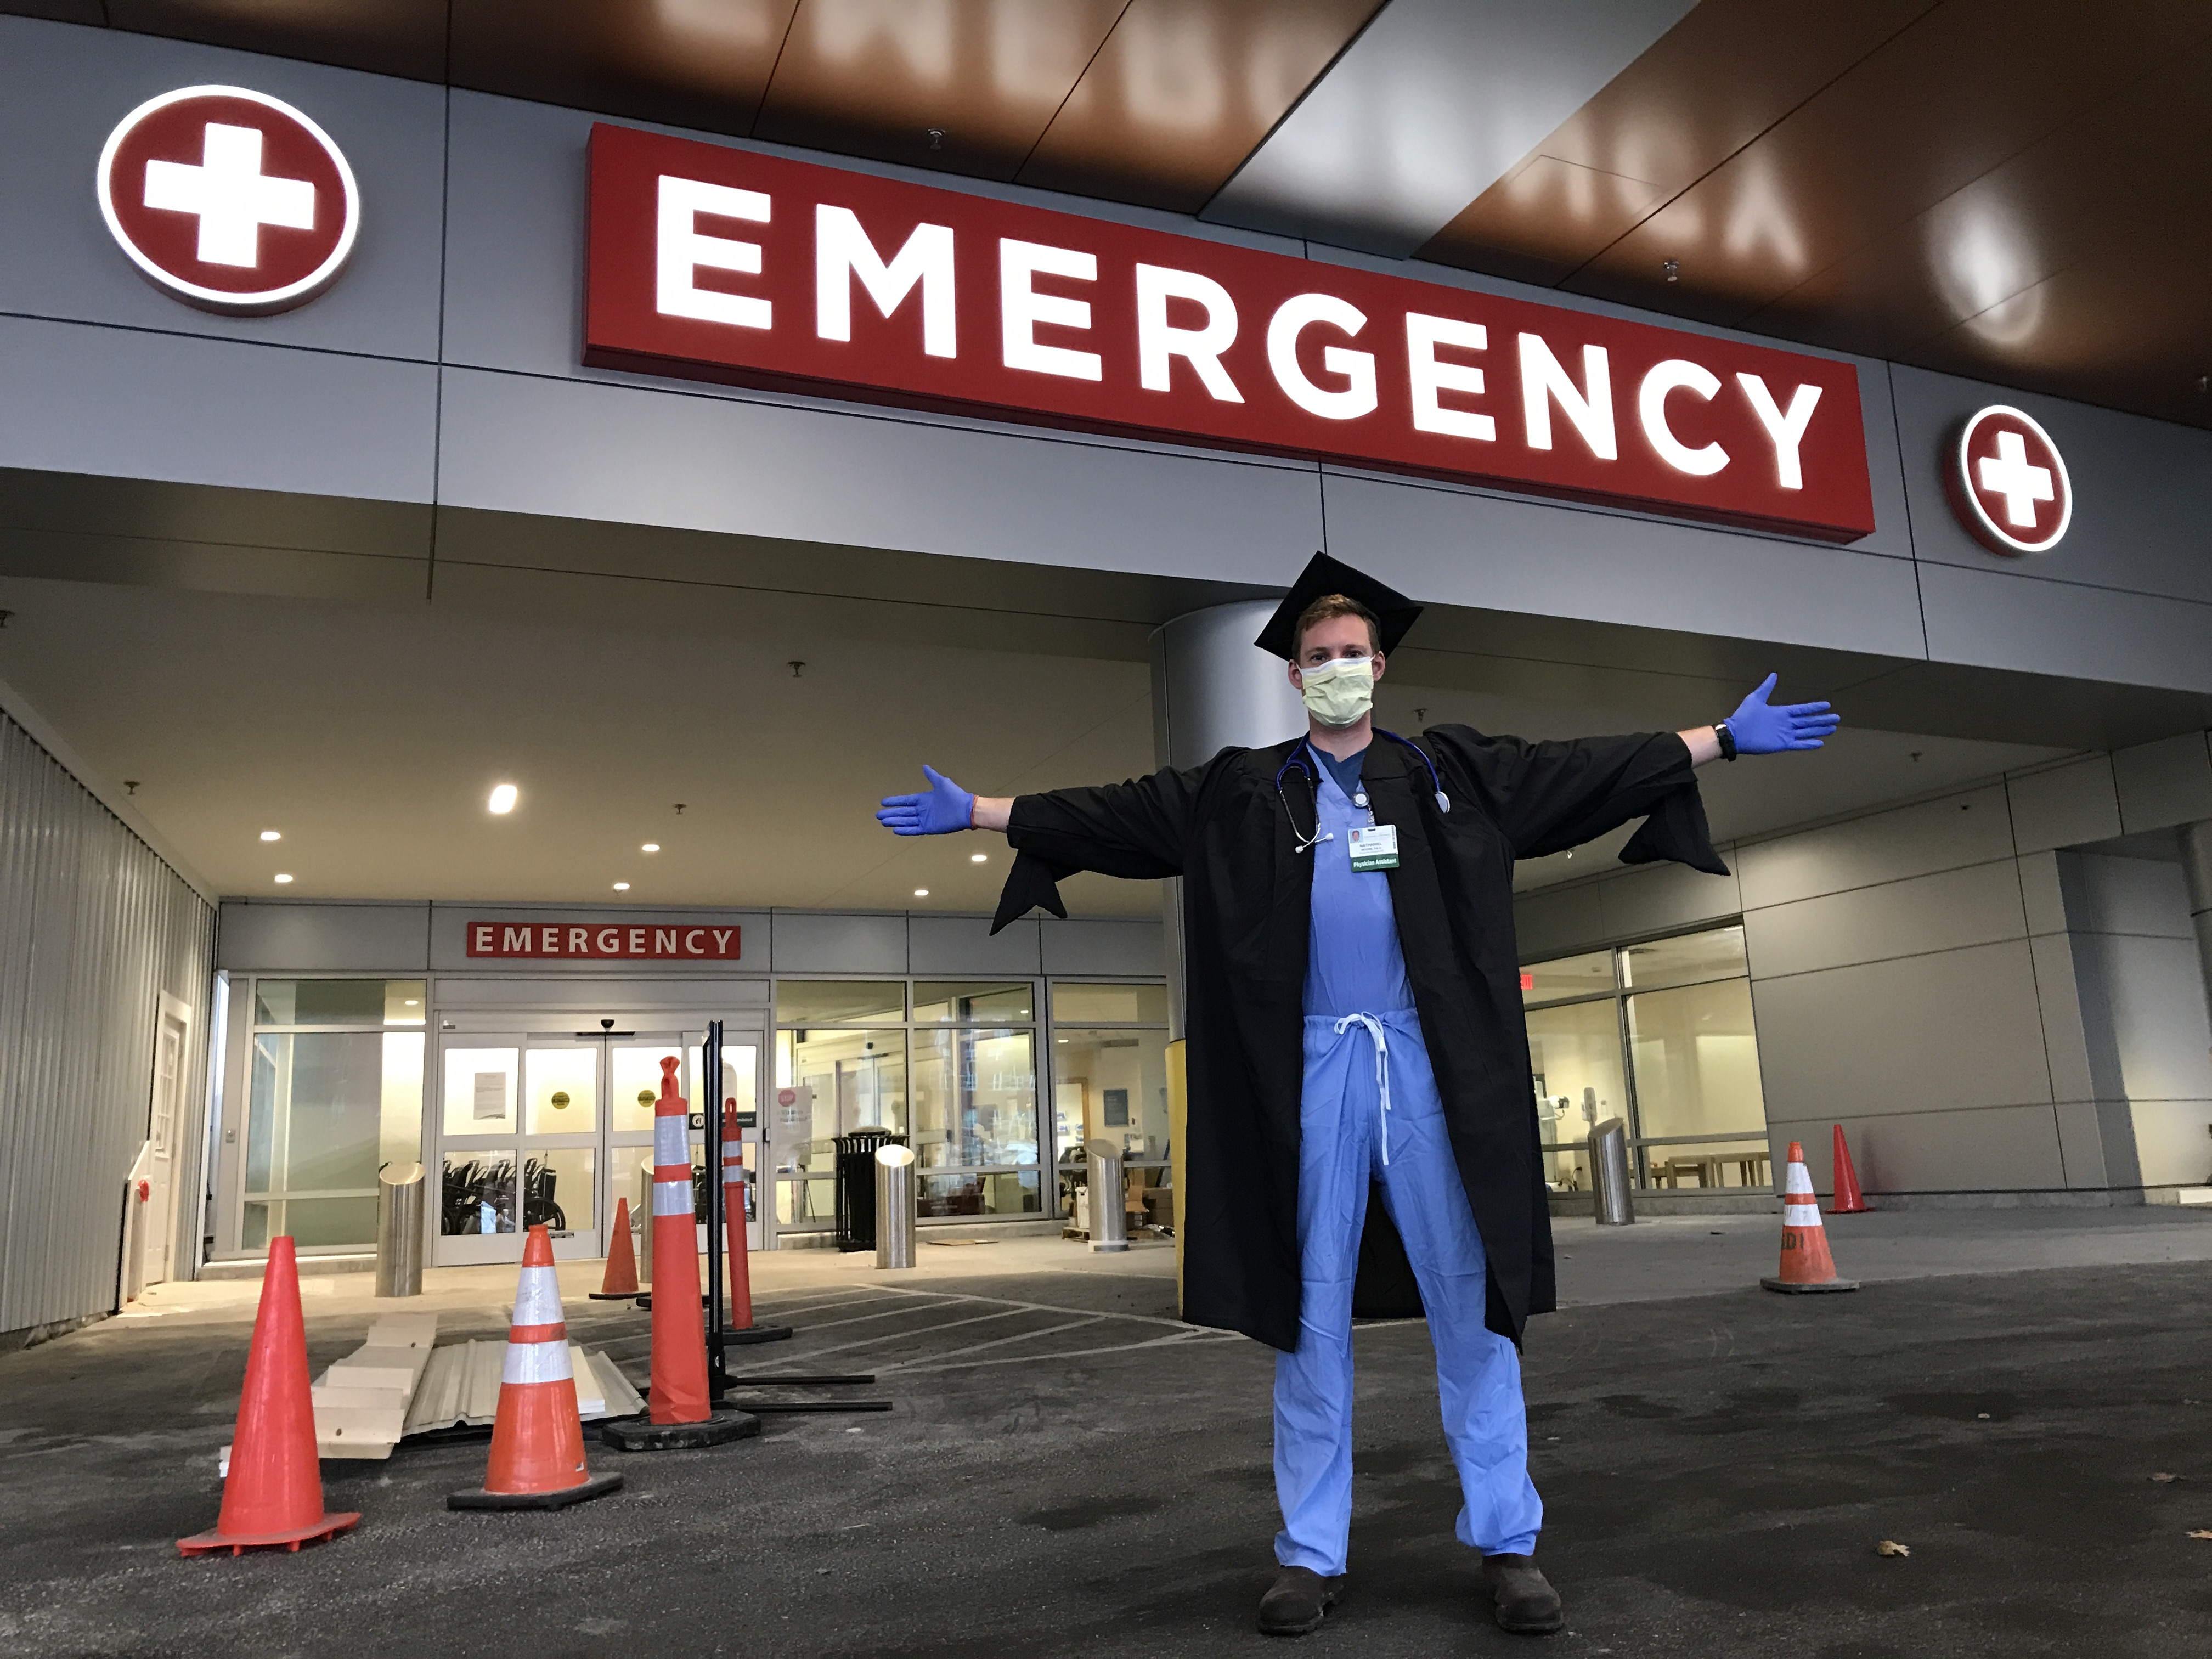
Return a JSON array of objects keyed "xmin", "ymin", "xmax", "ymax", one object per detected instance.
[
  {"xmin": 2188, "ymin": 1530, "xmax": 2212, "ymax": 1541},
  {"xmin": 1876, "ymin": 1539, "xmax": 1911, "ymax": 1558},
  {"xmin": 2151, "ymin": 1472, "xmax": 2179, "ymax": 1483}
]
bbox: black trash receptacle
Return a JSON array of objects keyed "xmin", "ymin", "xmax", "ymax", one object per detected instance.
[{"xmin": 833, "ymin": 1130, "xmax": 907, "ymax": 1252}]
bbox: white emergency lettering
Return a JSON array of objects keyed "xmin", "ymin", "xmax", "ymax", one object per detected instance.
[
  {"xmin": 501, "ymin": 1337, "xmax": 574, "ymax": 1386},
  {"xmin": 657, "ymin": 174, "xmax": 770, "ymax": 329},
  {"xmin": 1639, "ymin": 359, "xmax": 1729, "ymax": 476}
]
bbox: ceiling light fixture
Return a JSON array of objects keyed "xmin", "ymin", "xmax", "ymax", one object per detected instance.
[
  {"xmin": 274, "ymin": 873, "xmax": 294, "ymax": 884},
  {"xmin": 613, "ymin": 881, "xmax": 630, "ymax": 891},
  {"xmin": 1663, "ymin": 258, "xmax": 1679, "ymax": 283},
  {"xmin": 913, "ymin": 888, "xmax": 929, "ymax": 898},
  {"xmin": 970, "ymin": 853, "xmax": 987, "ymax": 863},
  {"xmin": 259, "ymin": 830, "xmax": 281, "ymax": 842},
  {"xmin": 641, "ymin": 843, "xmax": 661, "ymax": 853},
  {"xmin": 488, "ymin": 783, "xmax": 518, "ymax": 814}
]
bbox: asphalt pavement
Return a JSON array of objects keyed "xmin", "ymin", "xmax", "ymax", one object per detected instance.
[{"xmin": 4, "ymin": 1212, "xmax": 2211, "ymax": 1657}]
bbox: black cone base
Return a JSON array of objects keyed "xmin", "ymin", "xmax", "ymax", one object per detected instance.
[
  {"xmin": 1759, "ymin": 1276, "xmax": 1860, "ymax": 1294},
  {"xmin": 599, "ymin": 1410, "xmax": 760, "ymax": 1452},
  {"xmin": 585, "ymin": 1290, "xmax": 641, "ymax": 1301},
  {"xmin": 720, "ymin": 1324, "xmax": 794, "ymax": 1345},
  {"xmin": 447, "ymin": 1471, "xmax": 624, "ymax": 1510}
]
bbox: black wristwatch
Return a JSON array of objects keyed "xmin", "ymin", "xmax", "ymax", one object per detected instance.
[{"xmin": 1715, "ymin": 720, "xmax": 1738, "ymax": 761}]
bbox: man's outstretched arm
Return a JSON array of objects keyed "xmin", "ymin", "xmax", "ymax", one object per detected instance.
[
  {"xmin": 874, "ymin": 766, "xmax": 1012, "ymax": 835},
  {"xmin": 1678, "ymin": 674, "xmax": 1839, "ymax": 767}
]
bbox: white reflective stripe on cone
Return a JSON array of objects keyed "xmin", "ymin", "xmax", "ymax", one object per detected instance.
[
  {"xmin": 513, "ymin": 1264, "xmax": 564, "ymax": 1325},
  {"xmin": 1784, "ymin": 1170, "xmax": 1816, "ymax": 1196},
  {"xmin": 652, "ymin": 1177, "xmax": 692, "ymax": 1217},
  {"xmin": 1784, "ymin": 1205, "xmax": 1823, "ymax": 1226},
  {"xmin": 502, "ymin": 1337, "xmax": 575, "ymax": 1385},
  {"xmin": 653, "ymin": 1114, "xmax": 687, "ymax": 1164}
]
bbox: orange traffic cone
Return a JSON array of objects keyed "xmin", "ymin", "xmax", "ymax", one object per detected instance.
[
  {"xmin": 720, "ymin": 1097, "xmax": 791, "ymax": 1348},
  {"xmin": 1831, "ymin": 1124, "xmax": 1870, "ymax": 1214},
  {"xmin": 587, "ymin": 1195, "xmax": 641, "ymax": 1300},
  {"xmin": 179, "ymin": 1237, "xmax": 359, "ymax": 1555},
  {"xmin": 1760, "ymin": 1142, "xmax": 1859, "ymax": 1294},
  {"xmin": 448, "ymin": 1224, "xmax": 622, "ymax": 1509},
  {"xmin": 600, "ymin": 1058, "xmax": 758, "ymax": 1451}
]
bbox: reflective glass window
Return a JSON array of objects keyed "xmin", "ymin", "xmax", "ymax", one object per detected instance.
[
  {"xmin": 913, "ymin": 981, "xmax": 1035, "ymax": 1023},
  {"xmin": 1050, "ymin": 983, "xmax": 1169, "ymax": 1024},
  {"xmin": 1620, "ymin": 926, "xmax": 1750, "ymax": 993},
  {"xmin": 774, "ymin": 1029, "xmax": 907, "ymax": 1177},
  {"xmin": 1627, "ymin": 979, "xmax": 1770, "ymax": 1188},
  {"xmin": 912, "ymin": 1028, "xmax": 1037, "ymax": 1169},
  {"xmin": 1521, "ymin": 952, "xmax": 1614, "ymax": 1006},
  {"xmin": 776, "ymin": 981, "xmax": 905, "ymax": 1024}
]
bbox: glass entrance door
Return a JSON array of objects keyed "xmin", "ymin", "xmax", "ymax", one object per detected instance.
[{"xmin": 433, "ymin": 1019, "xmax": 764, "ymax": 1267}]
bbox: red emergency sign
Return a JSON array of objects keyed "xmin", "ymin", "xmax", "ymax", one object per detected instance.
[
  {"xmin": 467, "ymin": 921, "xmax": 742, "ymax": 960},
  {"xmin": 584, "ymin": 123, "xmax": 1876, "ymax": 542}
]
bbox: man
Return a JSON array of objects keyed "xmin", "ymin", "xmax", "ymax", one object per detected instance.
[{"xmin": 877, "ymin": 554, "xmax": 1838, "ymax": 1638}]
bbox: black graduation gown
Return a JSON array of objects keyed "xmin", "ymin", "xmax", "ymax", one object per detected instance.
[{"xmin": 991, "ymin": 725, "xmax": 1726, "ymax": 1351}]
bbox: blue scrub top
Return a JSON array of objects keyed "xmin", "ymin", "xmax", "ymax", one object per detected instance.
[{"xmin": 1301, "ymin": 745, "xmax": 1414, "ymax": 1019}]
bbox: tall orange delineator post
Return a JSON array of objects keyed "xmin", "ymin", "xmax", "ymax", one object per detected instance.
[
  {"xmin": 1760, "ymin": 1142, "xmax": 1859, "ymax": 1294},
  {"xmin": 448, "ymin": 1224, "xmax": 622, "ymax": 1509},
  {"xmin": 600, "ymin": 1055, "xmax": 758, "ymax": 1451},
  {"xmin": 720, "ymin": 1095, "xmax": 793, "ymax": 1348},
  {"xmin": 179, "ymin": 1237, "xmax": 359, "ymax": 1556}
]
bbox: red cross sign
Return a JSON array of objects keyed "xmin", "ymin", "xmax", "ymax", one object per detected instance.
[
  {"xmin": 1950, "ymin": 405, "xmax": 2072, "ymax": 555},
  {"xmin": 97, "ymin": 85, "xmax": 359, "ymax": 314}
]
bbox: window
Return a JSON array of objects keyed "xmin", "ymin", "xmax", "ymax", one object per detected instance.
[
  {"xmin": 1048, "ymin": 983, "xmax": 1172, "ymax": 1231},
  {"xmin": 1522, "ymin": 925, "xmax": 1770, "ymax": 1191},
  {"xmin": 771, "ymin": 979, "xmax": 1043, "ymax": 1228},
  {"xmin": 242, "ymin": 979, "xmax": 426, "ymax": 1251}
]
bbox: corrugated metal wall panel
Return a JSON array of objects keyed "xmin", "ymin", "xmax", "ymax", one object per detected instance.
[{"xmin": 0, "ymin": 713, "xmax": 214, "ymax": 1335}]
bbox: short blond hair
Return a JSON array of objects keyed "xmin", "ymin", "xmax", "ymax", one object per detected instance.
[{"xmin": 1293, "ymin": 592, "xmax": 1381, "ymax": 656}]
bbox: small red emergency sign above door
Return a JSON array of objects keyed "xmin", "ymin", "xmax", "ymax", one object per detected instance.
[
  {"xmin": 97, "ymin": 86, "xmax": 359, "ymax": 314},
  {"xmin": 1949, "ymin": 405, "xmax": 2072, "ymax": 555},
  {"xmin": 467, "ymin": 922, "xmax": 742, "ymax": 960},
  {"xmin": 584, "ymin": 123, "xmax": 1876, "ymax": 541}
]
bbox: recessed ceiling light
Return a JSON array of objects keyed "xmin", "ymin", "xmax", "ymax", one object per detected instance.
[
  {"xmin": 641, "ymin": 843, "xmax": 661, "ymax": 853},
  {"xmin": 259, "ymin": 830, "xmax": 281, "ymax": 842},
  {"xmin": 273, "ymin": 873, "xmax": 294, "ymax": 884},
  {"xmin": 612, "ymin": 881, "xmax": 630, "ymax": 891},
  {"xmin": 488, "ymin": 783, "xmax": 518, "ymax": 814},
  {"xmin": 403, "ymin": 999, "xmax": 419, "ymax": 1006},
  {"xmin": 969, "ymin": 853, "xmax": 987, "ymax": 863},
  {"xmin": 913, "ymin": 888, "xmax": 929, "ymax": 898}
]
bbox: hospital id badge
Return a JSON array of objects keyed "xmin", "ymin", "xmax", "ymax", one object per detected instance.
[{"xmin": 1348, "ymin": 823, "xmax": 1399, "ymax": 871}]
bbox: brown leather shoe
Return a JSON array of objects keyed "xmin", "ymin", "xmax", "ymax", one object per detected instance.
[
  {"xmin": 1483, "ymin": 1553, "xmax": 1564, "ymax": 1635},
  {"xmin": 1256, "ymin": 1565, "xmax": 1345, "ymax": 1636}
]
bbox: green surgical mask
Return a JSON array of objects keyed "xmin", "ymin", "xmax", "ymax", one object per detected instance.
[{"xmin": 1300, "ymin": 656, "xmax": 1374, "ymax": 728}]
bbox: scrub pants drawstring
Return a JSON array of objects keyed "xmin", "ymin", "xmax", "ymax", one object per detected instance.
[{"xmin": 1333, "ymin": 1012, "xmax": 1392, "ymax": 1166}]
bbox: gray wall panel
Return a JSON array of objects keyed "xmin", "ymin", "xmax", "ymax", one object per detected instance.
[
  {"xmin": 1743, "ymin": 860, "xmax": 2027, "ymax": 982},
  {"xmin": 2129, "ymin": 1099, "xmax": 2212, "ymax": 1188},
  {"xmin": 2029, "ymin": 932, "xmax": 2096, "ymax": 1104},
  {"xmin": 1322, "ymin": 471, "xmax": 1927, "ymax": 657},
  {"xmin": 1750, "ymin": 940, "xmax": 2052, "ymax": 1124},
  {"xmin": 2113, "ymin": 733, "xmax": 2212, "ymax": 836},
  {"xmin": 1595, "ymin": 860, "xmax": 1740, "ymax": 943},
  {"xmin": 0, "ymin": 315, "xmax": 437, "ymax": 502},
  {"xmin": 1768, "ymin": 1102, "xmax": 2066, "ymax": 1193},
  {"xmin": 2073, "ymin": 853, "xmax": 2192, "ymax": 940},
  {"xmin": 769, "ymin": 912, "xmax": 905, "ymax": 976},
  {"xmin": 218, "ymin": 900, "xmax": 430, "ymax": 973},
  {"xmin": 2016, "ymin": 850, "xmax": 2068, "ymax": 937},
  {"xmin": 2007, "ymin": 757, "xmax": 2122, "ymax": 856},
  {"xmin": 2052, "ymin": 1099, "xmax": 2113, "ymax": 1189},
  {"xmin": 907, "ymin": 916, "xmax": 1042, "ymax": 978},
  {"xmin": 1735, "ymin": 784, "xmax": 2014, "ymax": 909},
  {"xmin": 0, "ymin": 16, "xmax": 448, "ymax": 363},
  {"xmin": 1511, "ymin": 882, "xmax": 1607, "ymax": 961},
  {"xmin": 435, "ymin": 367, "xmax": 1320, "ymax": 587},
  {"xmin": 0, "ymin": 710, "xmax": 213, "ymax": 1334},
  {"xmin": 1040, "ymin": 918, "xmax": 1165, "ymax": 978},
  {"xmin": 1919, "ymin": 561, "xmax": 2212, "ymax": 695},
  {"xmin": 1891, "ymin": 364, "xmax": 2212, "ymax": 604}
]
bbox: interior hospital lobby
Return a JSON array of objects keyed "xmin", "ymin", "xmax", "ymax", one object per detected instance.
[{"xmin": 3, "ymin": 2, "xmax": 2212, "ymax": 1340}]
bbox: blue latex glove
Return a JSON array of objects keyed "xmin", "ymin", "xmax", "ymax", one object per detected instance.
[
  {"xmin": 876, "ymin": 765, "xmax": 975, "ymax": 835},
  {"xmin": 1724, "ymin": 674, "xmax": 1841, "ymax": 754}
]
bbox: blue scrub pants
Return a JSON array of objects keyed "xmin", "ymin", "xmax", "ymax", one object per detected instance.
[{"xmin": 1273, "ymin": 1009, "xmax": 1543, "ymax": 1575}]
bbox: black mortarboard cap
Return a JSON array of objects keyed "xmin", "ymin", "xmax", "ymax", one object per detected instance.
[{"xmin": 1252, "ymin": 551, "xmax": 1424, "ymax": 660}]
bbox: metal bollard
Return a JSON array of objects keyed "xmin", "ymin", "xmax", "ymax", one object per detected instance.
[
  {"xmin": 1086, "ymin": 1138, "xmax": 1127, "ymax": 1253},
  {"xmin": 1589, "ymin": 1119, "xmax": 1634, "ymax": 1226},
  {"xmin": 874, "ymin": 1144, "xmax": 917, "ymax": 1269},
  {"xmin": 375, "ymin": 1161, "xmax": 426, "ymax": 1296}
]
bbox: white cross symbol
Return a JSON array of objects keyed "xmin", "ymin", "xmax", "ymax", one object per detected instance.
[
  {"xmin": 1975, "ymin": 428, "xmax": 2055, "ymax": 528},
  {"xmin": 141, "ymin": 122, "xmax": 315, "ymax": 268}
]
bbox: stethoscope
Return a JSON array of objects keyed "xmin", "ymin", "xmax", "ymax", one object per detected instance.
[{"xmin": 1273, "ymin": 729, "xmax": 1451, "ymax": 855}]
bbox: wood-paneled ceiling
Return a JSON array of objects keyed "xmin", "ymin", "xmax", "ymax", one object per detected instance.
[{"xmin": 19, "ymin": 0, "xmax": 2212, "ymax": 429}]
